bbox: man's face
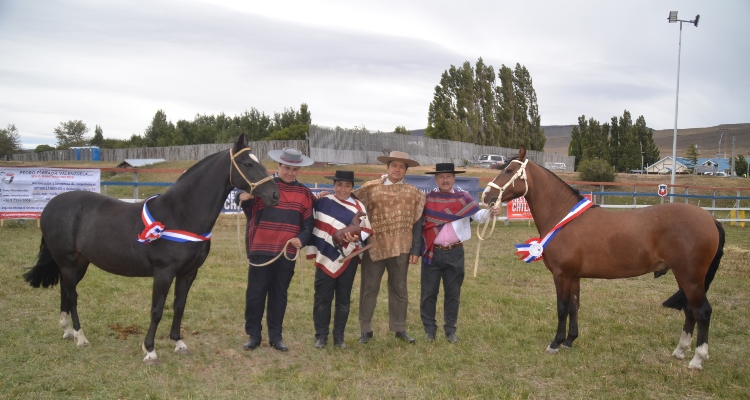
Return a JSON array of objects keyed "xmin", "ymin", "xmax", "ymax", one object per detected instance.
[
  {"xmin": 435, "ymin": 172, "xmax": 455, "ymax": 192},
  {"xmin": 386, "ymin": 161, "xmax": 408, "ymax": 183},
  {"xmin": 333, "ymin": 180, "xmax": 354, "ymax": 201},
  {"xmin": 278, "ymin": 163, "xmax": 300, "ymax": 183}
]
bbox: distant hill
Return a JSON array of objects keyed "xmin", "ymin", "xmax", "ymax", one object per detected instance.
[{"xmin": 541, "ymin": 123, "xmax": 750, "ymax": 159}]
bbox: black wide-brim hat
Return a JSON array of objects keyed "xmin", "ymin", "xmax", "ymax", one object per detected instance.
[
  {"xmin": 268, "ymin": 147, "xmax": 314, "ymax": 167},
  {"xmin": 325, "ymin": 170, "xmax": 363, "ymax": 183},
  {"xmin": 425, "ymin": 163, "xmax": 466, "ymax": 174}
]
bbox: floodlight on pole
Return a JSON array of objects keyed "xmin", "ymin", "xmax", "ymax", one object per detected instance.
[{"xmin": 667, "ymin": 11, "xmax": 699, "ymax": 202}]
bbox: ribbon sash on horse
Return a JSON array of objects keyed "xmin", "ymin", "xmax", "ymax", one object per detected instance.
[
  {"xmin": 137, "ymin": 195, "xmax": 212, "ymax": 243},
  {"xmin": 515, "ymin": 198, "xmax": 592, "ymax": 262}
]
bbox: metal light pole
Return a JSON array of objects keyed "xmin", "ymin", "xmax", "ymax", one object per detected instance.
[{"xmin": 668, "ymin": 11, "xmax": 699, "ymax": 202}]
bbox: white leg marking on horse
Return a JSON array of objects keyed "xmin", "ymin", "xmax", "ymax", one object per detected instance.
[
  {"xmin": 688, "ymin": 343, "xmax": 708, "ymax": 370},
  {"xmin": 74, "ymin": 329, "xmax": 89, "ymax": 346},
  {"xmin": 174, "ymin": 340, "xmax": 187, "ymax": 352},
  {"xmin": 672, "ymin": 330, "xmax": 692, "ymax": 359},
  {"xmin": 60, "ymin": 312, "xmax": 75, "ymax": 339},
  {"xmin": 545, "ymin": 345, "xmax": 559, "ymax": 355},
  {"xmin": 142, "ymin": 343, "xmax": 158, "ymax": 362}
]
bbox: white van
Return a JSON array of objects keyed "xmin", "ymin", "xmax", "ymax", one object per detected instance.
[{"xmin": 477, "ymin": 154, "xmax": 507, "ymax": 168}]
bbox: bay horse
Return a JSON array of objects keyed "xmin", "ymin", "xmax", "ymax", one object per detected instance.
[
  {"xmin": 23, "ymin": 134, "xmax": 279, "ymax": 362},
  {"xmin": 483, "ymin": 146, "xmax": 724, "ymax": 370}
]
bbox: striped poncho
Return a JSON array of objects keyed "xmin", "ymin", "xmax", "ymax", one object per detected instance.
[
  {"xmin": 240, "ymin": 177, "xmax": 315, "ymax": 258},
  {"xmin": 306, "ymin": 195, "xmax": 373, "ymax": 278},
  {"xmin": 421, "ymin": 189, "xmax": 481, "ymax": 264}
]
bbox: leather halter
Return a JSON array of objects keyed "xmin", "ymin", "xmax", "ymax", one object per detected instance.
[
  {"xmin": 229, "ymin": 147, "xmax": 275, "ymax": 193},
  {"xmin": 484, "ymin": 159, "xmax": 529, "ymax": 203}
]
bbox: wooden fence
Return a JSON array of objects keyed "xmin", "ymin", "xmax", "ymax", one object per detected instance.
[
  {"xmin": 307, "ymin": 125, "xmax": 575, "ymax": 170},
  {"xmin": 10, "ymin": 141, "xmax": 306, "ymax": 162},
  {"xmin": 10, "ymin": 127, "xmax": 574, "ymax": 170}
]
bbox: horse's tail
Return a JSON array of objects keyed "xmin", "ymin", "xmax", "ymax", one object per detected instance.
[
  {"xmin": 663, "ymin": 220, "xmax": 725, "ymax": 310},
  {"xmin": 23, "ymin": 237, "xmax": 61, "ymax": 288}
]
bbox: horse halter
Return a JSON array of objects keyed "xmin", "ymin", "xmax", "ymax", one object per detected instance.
[
  {"xmin": 229, "ymin": 147, "xmax": 275, "ymax": 194},
  {"xmin": 484, "ymin": 159, "xmax": 529, "ymax": 203}
]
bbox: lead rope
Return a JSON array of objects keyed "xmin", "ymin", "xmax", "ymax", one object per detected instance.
[{"xmin": 473, "ymin": 202, "xmax": 496, "ymax": 278}]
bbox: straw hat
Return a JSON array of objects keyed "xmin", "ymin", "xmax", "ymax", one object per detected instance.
[{"xmin": 376, "ymin": 150, "xmax": 420, "ymax": 167}]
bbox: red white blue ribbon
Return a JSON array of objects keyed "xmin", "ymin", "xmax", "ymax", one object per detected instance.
[
  {"xmin": 515, "ymin": 198, "xmax": 592, "ymax": 263},
  {"xmin": 137, "ymin": 195, "xmax": 211, "ymax": 244}
]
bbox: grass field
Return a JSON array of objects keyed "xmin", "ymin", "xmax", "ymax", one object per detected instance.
[{"xmin": 1, "ymin": 213, "xmax": 749, "ymax": 399}]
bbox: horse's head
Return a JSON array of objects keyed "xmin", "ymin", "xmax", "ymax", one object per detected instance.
[
  {"xmin": 482, "ymin": 146, "xmax": 529, "ymax": 206},
  {"xmin": 230, "ymin": 134, "xmax": 280, "ymax": 206}
]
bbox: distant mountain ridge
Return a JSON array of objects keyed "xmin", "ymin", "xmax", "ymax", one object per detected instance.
[{"xmin": 541, "ymin": 123, "xmax": 750, "ymax": 159}]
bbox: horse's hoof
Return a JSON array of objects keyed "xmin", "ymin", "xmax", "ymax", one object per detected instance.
[
  {"xmin": 74, "ymin": 329, "xmax": 89, "ymax": 346},
  {"xmin": 672, "ymin": 350, "xmax": 686, "ymax": 360},
  {"xmin": 545, "ymin": 345, "xmax": 559, "ymax": 355},
  {"xmin": 142, "ymin": 343, "xmax": 158, "ymax": 362},
  {"xmin": 174, "ymin": 340, "xmax": 187, "ymax": 353},
  {"xmin": 688, "ymin": 361, "xmax": 703, "ymax": 370},
  {"xmin": 62, "ymin": 330, "xmax": 75, "ymax": 340}
]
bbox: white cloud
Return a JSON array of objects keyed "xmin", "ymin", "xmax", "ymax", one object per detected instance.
[{"xmin": 1, "ymin": 0, "xmax": 748, "ymax": 149}]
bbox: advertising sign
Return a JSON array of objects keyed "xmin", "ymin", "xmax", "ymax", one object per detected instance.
[
  {"xmin": 507, "ymin": 193, "xmax": 592, "ymax": 220},
  {"xmin": 0, "ymin": 167, "xmax": 100, "ymax": 220}
]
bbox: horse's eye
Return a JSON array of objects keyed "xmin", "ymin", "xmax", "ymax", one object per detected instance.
[{"xmin": 243, "ymin": 163, "xmax": 252, "ymax": 167}]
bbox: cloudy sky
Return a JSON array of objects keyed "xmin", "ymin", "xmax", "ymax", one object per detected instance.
[{"xmin": 1, "ymin": 0, "xmax": 748, "ymax": 149}]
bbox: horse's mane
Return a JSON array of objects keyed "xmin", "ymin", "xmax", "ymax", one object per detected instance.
[
  {"xmin": 500, "ymin": 155, "xmax": 585, "ymax": 202},
  {"xmin": 170, "ymin": 149, "xmax": 227, "ymax": 190}
]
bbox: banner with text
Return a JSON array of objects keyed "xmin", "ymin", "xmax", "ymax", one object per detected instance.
[
  {"xmin": 507, "ymin": 193, "xmax": 592, "ymax": 220},
  {"xmin": 0, "ymin": 167, "xmax": 100, "ymax": 220}
]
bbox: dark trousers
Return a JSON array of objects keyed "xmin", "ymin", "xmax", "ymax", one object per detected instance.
[
  {"xmin": 313, "ymin": 260, "xmax": 359, "ymax": 341},
  {"xmin": 420, "ymin": 246, "xmax": 465, "ymax": 335},
  {"xmin": 245, "ymin": 255, "xmax": 296, "ymax": 342}
]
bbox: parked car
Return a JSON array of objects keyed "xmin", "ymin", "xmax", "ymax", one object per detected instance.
[
  {"xmin": 477, "ymin": 154, "xmax": 507, "ymax": 168},
  {"xmin": 629, "ymin": 169, "xmax": 645, "ymax": 174}
]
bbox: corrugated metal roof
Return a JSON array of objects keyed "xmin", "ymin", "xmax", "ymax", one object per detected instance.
[{"xmin": 117, "ymin": 159, "xmax": 167, "ymax": 168}]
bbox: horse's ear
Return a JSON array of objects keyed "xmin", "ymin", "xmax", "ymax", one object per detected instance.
[
  {"xmin": 233, "ymin": 134, "xmax": 248, "ymax": 152},
  {"xmin": 519, "ymin": 146, "xmax": 526, "ymax": 161}
]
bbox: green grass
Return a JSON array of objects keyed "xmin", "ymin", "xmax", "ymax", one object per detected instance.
[{"xmin": 1, "ymin": 216, "xmax": 748, "ymax": 399}]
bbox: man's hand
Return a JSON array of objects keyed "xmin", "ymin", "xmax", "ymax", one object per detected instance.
[
  {"xmin": 342, "ymin": 232, "xmax": 359, "ymax": 242},
  {"xmin": 316, "ymin": 191, "xmax": 330, "ymax": 199},
  {"xmin": 409, "ymin": 255, "xmax": 419, "ymax": 264},
  {"xmin": 289, "ymin": 238, "xmax": 302, "ymax": 249},
  {"xmin": 489, "ymin": 205, "xmax": 502, "ymax": 217},
  {"xmin": 239, "ymin": 192, "xmax": 254, "ymax": 201}
]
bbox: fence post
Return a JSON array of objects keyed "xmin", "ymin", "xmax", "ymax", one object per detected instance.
[
  {"xmin": 711, "ymin": 190, "xmax": 716, "ymax": 217},
  {"xmin": 134, "ymin": 171, "xmax": 138, "ymax": 201}
]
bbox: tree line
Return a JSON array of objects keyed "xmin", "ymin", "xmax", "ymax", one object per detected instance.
[{"xmin": 12, "ymin": 104, "xmax": 311, "ymax": 154}]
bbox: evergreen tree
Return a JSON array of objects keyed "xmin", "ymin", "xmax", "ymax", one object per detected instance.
[
  {"xmin": 394, "ymin": 126, "xmax": 410, "ymax": 135},
  {"xmin": 143, "ymin": 110, "xmax": 175, "ymax": 147},
  {"xmin": 735, "ymin": 155, "xmax": 747, "ymax": 177},
  {"xmin": 91, "ymin": 125, "xmax": 104, "ymax": 147},
  {"xmin": 0, "ymin": 123, "xmax": 23, "ymax": 157}
]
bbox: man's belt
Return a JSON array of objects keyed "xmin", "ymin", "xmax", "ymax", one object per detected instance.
[{"xmin": 434, "ymin": 242, "xmax": 463, "ymax": 251}]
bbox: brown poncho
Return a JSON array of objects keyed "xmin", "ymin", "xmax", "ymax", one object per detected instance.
[{"xmin": 353, "ymin": 178, "xmax": 426, "ymax": 262}]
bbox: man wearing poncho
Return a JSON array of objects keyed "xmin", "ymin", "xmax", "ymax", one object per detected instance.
[
  {"xmin": 421, "ymin": 163, "xmax": 502, "ymax": 343},
  {"xmin": 352, "ymin": 151, "xmax": 426, "ymax": 344}
]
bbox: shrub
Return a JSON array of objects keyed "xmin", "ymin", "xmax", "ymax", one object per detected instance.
[{"xmin": 577, "ymin": 159, "xmax": 615, "ymax": 182}]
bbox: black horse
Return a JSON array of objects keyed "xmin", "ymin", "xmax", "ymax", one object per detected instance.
[{"xmin": 23, "ymin": 134, "xmax": 279, "ymax": 362}]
